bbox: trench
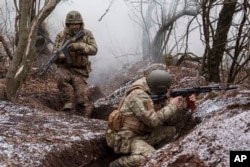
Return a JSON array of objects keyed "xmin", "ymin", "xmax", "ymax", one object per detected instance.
[
  {"xmin": 33, "ymin": 93, "xmax": 119, "ymax": 166},
  {"xmin": 35, "ymin": 92, "xmax": 201, "ymax": 166},
  {"xmin": 41, "ymin": 138, "xmax": 119, "ymax": 167}
]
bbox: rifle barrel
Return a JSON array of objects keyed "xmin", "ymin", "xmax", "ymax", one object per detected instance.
[{"xmin": 149, "ymin": 85, "xmax": 238, "ymax": 101}]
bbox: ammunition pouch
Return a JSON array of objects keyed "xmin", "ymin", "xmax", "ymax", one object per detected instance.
[
  {"xmin": 69, "ymin": 51, "xmax": 91, "ymax": 72},
  {"xmin": 122, "ymin": 113, "xmax": 150, "ymax": 132},
  {"xmin": 106, "ymin": 129, "xmax": 122, "ymax": 152},
  {"xmin": 107, "ymin": 110, "xmax": 149, "ymax": 133},
  {"xmin": 106, "ymin": 129, "xmax": 131, "ymax": 154}
]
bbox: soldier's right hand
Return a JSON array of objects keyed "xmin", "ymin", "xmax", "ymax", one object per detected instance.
[
  {"xmin": 58, "ymin": 53, "xmax": 65, "ymax": 59},
  {"xmin": 55, "ymin": 53, "xmax": 65, "ymax": 64}
]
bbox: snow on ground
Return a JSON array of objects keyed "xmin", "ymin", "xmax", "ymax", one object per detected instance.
[
  {"xmin": 145, "ymin": 91, "xmax": 250, "ymax": 167},
  {"xmin": 0, "ymin": 101, "xmax": 106, "ymax": 167},
  {"xmin": 194, "ymin": 93, "xmax": 249, "ymax": 119}
]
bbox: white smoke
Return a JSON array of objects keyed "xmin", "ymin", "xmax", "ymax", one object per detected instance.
[{"xmin": 47, "ymin": 0, "xmax": 143, "ymax": 85}]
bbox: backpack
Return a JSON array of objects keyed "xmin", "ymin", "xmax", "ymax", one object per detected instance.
[
  {"xmin": 107, "ymin": 85, "xmax": 147, "ymax": 132},
  {"xmin": 107, "ymin": 109, "xmax": 124, "ymax": 132}
]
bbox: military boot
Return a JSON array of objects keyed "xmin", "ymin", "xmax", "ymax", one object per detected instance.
[{"xmin": 62, "ymin": 102, "xmax": 74, "ymax": 111}]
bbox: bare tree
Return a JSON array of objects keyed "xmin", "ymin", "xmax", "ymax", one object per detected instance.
[
  {"xmin": 141, "ymin": 1, "xmax": 154, "ymax": 60},
  {"xmin": 226, "ymin": 0, "xmax": 250, "ymax": 83},
  {"xmin": 125, "ymin": 0, "xmax": 200, "ymax": 62},
  {"xmin": 151, "ymin": 7, "xmax": 199, "ymax": 63},
  {"xmin": 201, "ymin": 0, "xmax": 237, "ymax": 82},
  {"xmin": 200, "ymin": 0, "xmax": 250, "ymax": 83},
  {"xmin": 126, "ymin": 0, "xmax": 249, "ymax": 84},
  {"xmin": 2, "ymin": 0, "xmax": 61, "ymax": 100}
]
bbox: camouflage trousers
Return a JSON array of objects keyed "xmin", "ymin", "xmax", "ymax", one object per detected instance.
[
  {"xmin": 56, "ymin": 65, "xmax": 91, "ymax": 116},
  {"xmin": 108, "ymin": 125, "xmax": 176, "ymax": 167}
]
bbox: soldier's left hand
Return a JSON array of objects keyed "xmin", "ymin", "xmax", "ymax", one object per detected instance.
[
  {"xmin": 188, "ymin": 94, "xmax": 196, "ymax": 102},
  {"xmin": 68, "ymin": 43, "xmax": 79, "ymax": 50}
]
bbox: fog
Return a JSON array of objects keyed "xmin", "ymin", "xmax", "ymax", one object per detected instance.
[
  {"xmin": 47, "ymin": 0, "xmax": 142, "ymax": 84},
  {"xmin": 47, "ymin": 0, "xmax": 205, "ymax": 85},
  {"xmin": 0, "ymin": 0, "xmax": 204, "ymax": 85}
]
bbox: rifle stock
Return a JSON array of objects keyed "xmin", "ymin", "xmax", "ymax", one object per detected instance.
[
  {"xmin": 39, "ymin": 30, "xmax": 84, "ymax": 76},
  {"xmin": 37, "ymin": 31, "xmax": 54, "ymax": 45}
]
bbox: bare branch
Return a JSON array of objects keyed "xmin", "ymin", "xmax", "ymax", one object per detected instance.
[{"xmin": 98, "ymin": 0, "xmax": 114, "ymax": 22}]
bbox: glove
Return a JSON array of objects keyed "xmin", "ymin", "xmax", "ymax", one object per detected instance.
[
  {"xmin": 55, "ymin": 53, "xmax": 65, "ymax": 64},
  {"xmin": 186, "ymin": 94, "xmax": 197, "ymax": 111},
  {"xmin": 59, "ymin": 53, "xmax": 65, "ymax": 59},
  {"xmin": 68, "ymin": 43, "xmax": 80, "ymax": 50}
]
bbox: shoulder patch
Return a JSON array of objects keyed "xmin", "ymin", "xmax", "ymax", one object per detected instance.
[{"xmin": 143, "ymin": 100, "xmax": 152, "ymax": 110}]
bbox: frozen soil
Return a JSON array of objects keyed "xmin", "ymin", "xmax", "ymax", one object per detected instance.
[
  {"xmin": 0, "ymin": 69, "xmax": 114, "ymax": 167},
  {"xmin": 0, "ymin": 101, "xmax": 112, "ymax": 167},
  {"xmin": 142, "ymin": 91, "xmax": 250, "ymax": 167},
  {"xmin": 0, "ymin": 63, "xmax": 249, "ymax": 167}
]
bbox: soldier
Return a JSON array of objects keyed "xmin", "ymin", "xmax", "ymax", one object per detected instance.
[
  {"xmin": 53, "ymin": 10, "xmax": 97, "ymax": 117},
  {"xmin": 106, "ymin": 70, "xmax": 197, "ymax": 166}
]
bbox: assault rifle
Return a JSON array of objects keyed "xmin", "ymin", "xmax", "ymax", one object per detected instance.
[
  {"xmin": 149, "ymin": 85, "xmax": 238, "ymax": 110},
  {"xmin": 39, "ymin": 30, "xmax": 84, "ymax": 76}
]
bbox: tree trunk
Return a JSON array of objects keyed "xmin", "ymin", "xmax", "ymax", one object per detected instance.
[
  {"xmin": 227, "ymin": 0, "xmax": 249, "ymax": 83},
  {"xmin": 4, "ymin": 0, "xmax": 60, "ymax": 100},
  {"xmin": 141, "ymin": 2, "xmax": 154, "ymax": 60},
  {"xmin": 151, "ymin": 9, "xmax": 198, "ymax": 63},
  {"xmin": 206, "ymin": 0, "xmax": 237, "ymax": 82},
  {"xmin": 5, "ymin": 0, "xmax": 30, "ymax": 100}
]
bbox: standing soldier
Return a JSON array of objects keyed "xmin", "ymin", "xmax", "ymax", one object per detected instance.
[
  {"xmin": 106, "ymin": 70, "xmax": 197, "ymax": 166},
  {"xmin": 53, "ymin": 10, "xmax": 97, "ymax": 117}
]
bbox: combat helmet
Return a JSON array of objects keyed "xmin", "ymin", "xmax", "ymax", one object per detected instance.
[
  {"xmin": 146, "ymin": 70, "xmax": 172, "ymax": 94},
  {"xmin": 65, "ymin": 11, "xmax": 83, "ymax": 25}
]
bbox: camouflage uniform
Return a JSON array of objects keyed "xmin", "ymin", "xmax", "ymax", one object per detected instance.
[
  {"xmin": 106, "ymin": 77, "xmax": 186, "ymax": 167},
  {"xmin": 53, "ymin": 11, "xmax": 97, "ymax": 117}
]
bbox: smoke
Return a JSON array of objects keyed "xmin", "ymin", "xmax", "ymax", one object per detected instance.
[
  {"xmin": 1, "ymin": 0, "xmax": 205, "ymax": 85},
  {"xmin": 47, "ymin": 0, "xmax": 143, "ymax": 85}
]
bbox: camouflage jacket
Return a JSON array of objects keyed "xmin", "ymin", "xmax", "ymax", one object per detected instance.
[
  {"xmin": 53, "ymin": 27, "xmax": 97, "ymax": 56},
  {"xmin": 52, "ymin": 27, "xmax": 97, "ymax": 75},
  {"xmin": 119, "ymin": 77, "xmax": 185, "ymax": 133},
  {"xmin": 106, "ymin": 77, "xmax": 187, "ymax": 154}
]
